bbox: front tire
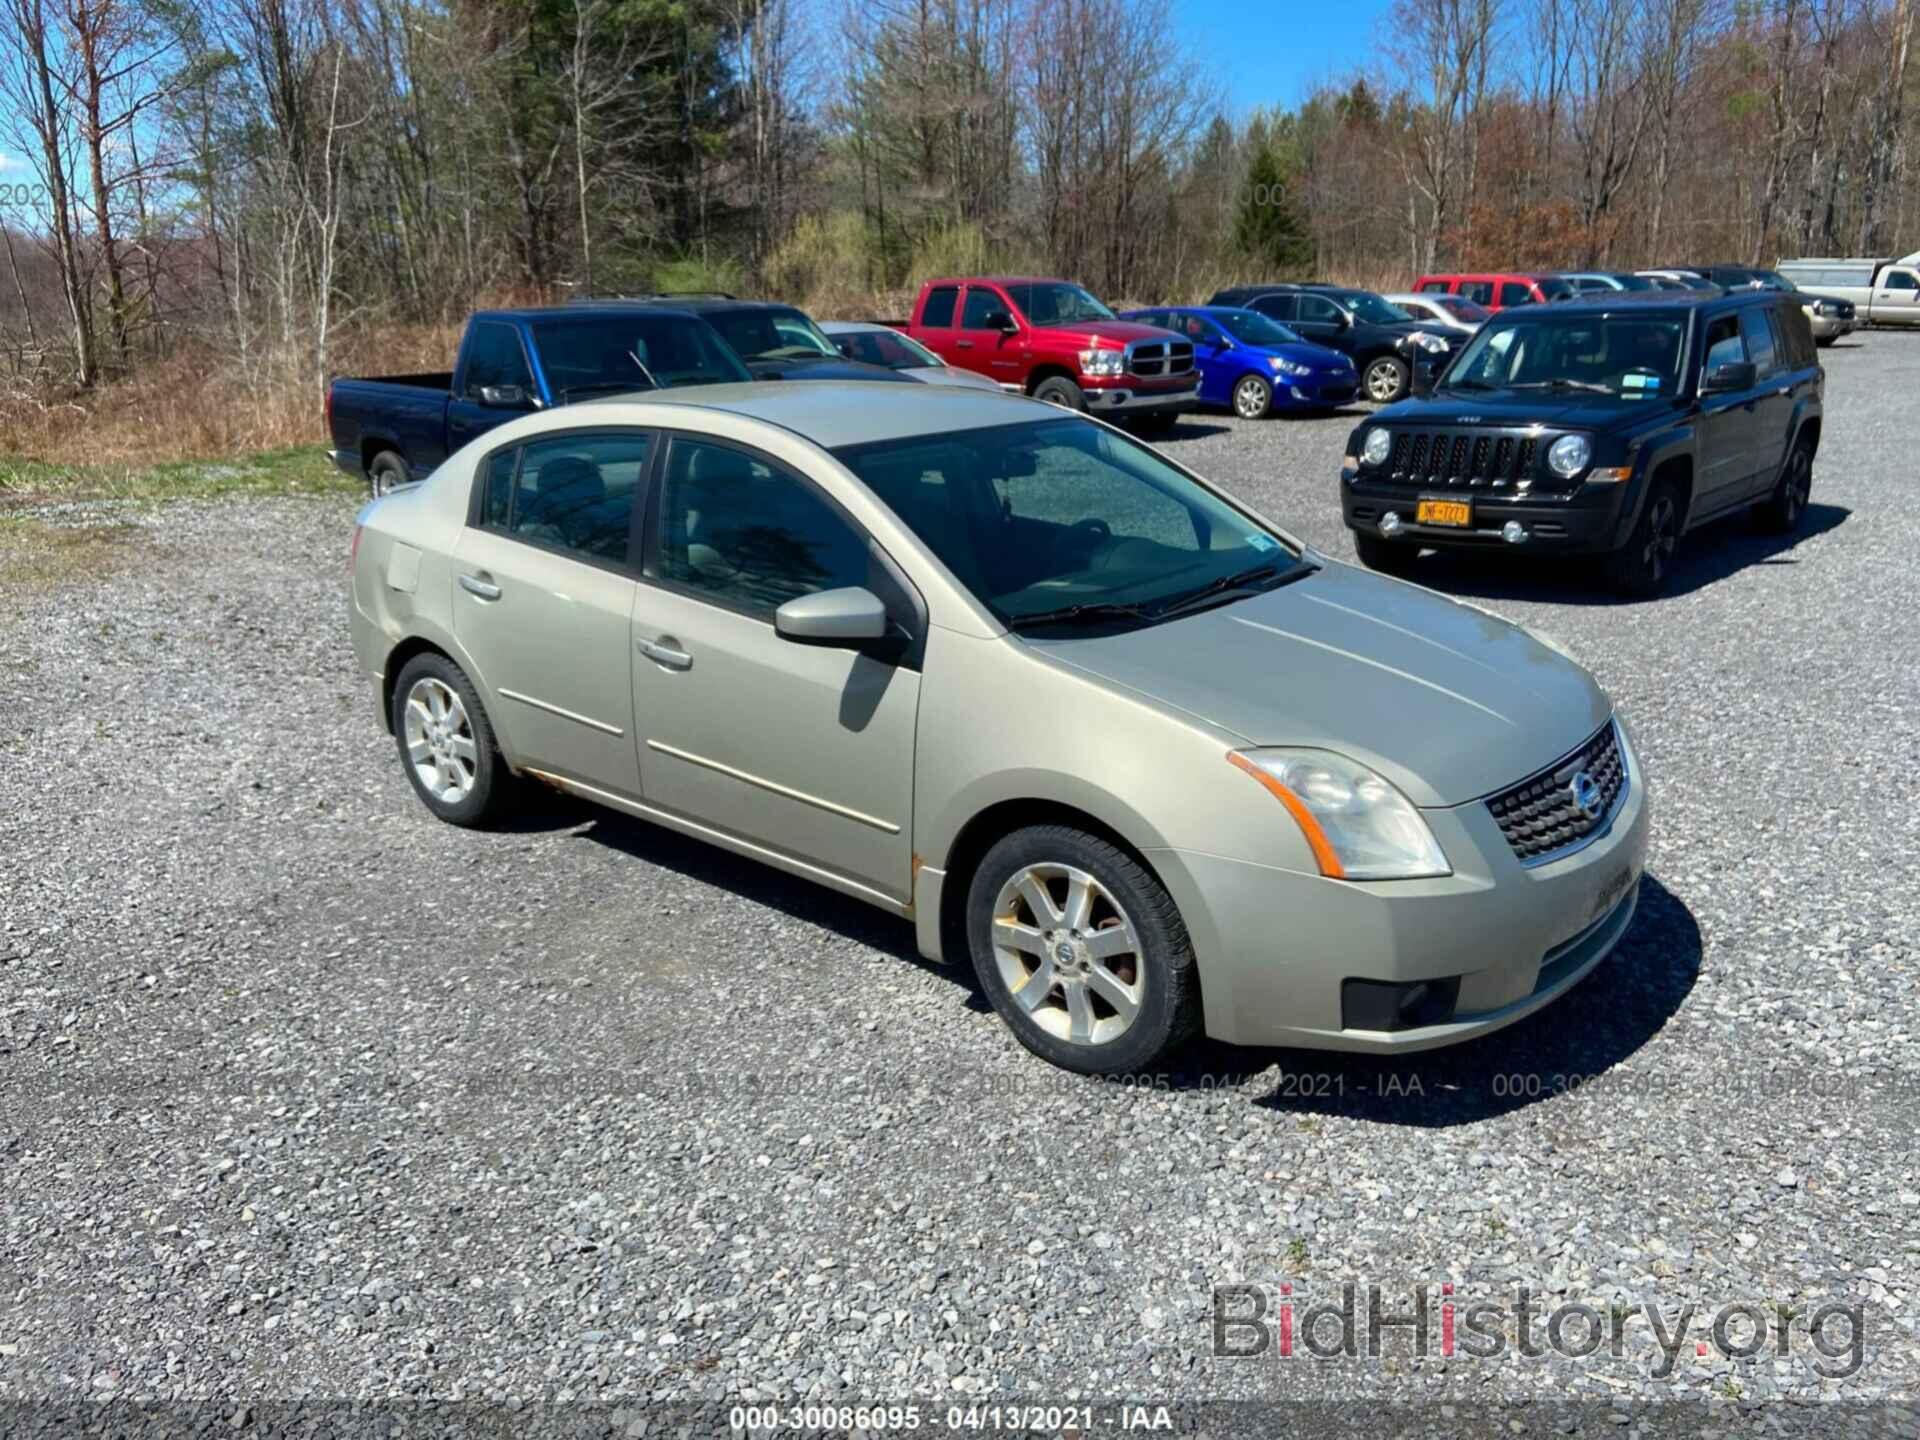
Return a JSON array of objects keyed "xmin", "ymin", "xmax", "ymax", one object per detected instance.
[
  {"xmin": 390, "ymin": 652, "xmax": 517, "ymax": 827},
  {"xmin": 1232, "ymin": 373, "xmax": 1273, "ymax": 419},
  {"xmin": 1754, "ymin": 439, "xmax": 1813, "ymax": 533},
  {"xmin": 1363, "ymin": 355, "xmax": 1410, "ymax": 404},
  {"xmin": 1032, "ymin": 376, "xmax": 1087, "ymax": 411},
  {"xmin": 368, "ymin": 450, "xmax": 409, "ymax": 499},
  {"xmin": 966, "ymin": 825, "xmax": 1199, "ymax": 1075},
  {"xmin": 1354, "ymin": 530, "xmax": 1419, "ymax": 575},
  {"xmin": 1604, "ymin": 478, "xmax": 1683, "ymax": 596}
]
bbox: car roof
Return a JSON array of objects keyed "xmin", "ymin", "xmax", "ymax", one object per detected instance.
[
  {"xmin": 573, "ymin": 380, "xmax": 1050, "ymax": 448},
  {"xmin": 922, "ymin": 276, "xmax": 1070, "ymax": 288},
  {"xmin": 1492, "ymin": 289, "xmax": 1774, "ymax": 318},
  {"xmin": 475, "ymin": 303, "xmax": 707, "ymax": 323},
  {"xmin": 818, "ymin": 320, "xmax": 892, "ymax": 333}
]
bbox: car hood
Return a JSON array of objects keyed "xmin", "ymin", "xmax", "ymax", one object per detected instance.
[
  {"xmin": 1378, "ymin": 390, "xmax": 1668, "ymax": 429},
  {"xmin": 1027, "ymin": 561, "xmax": 1610, "ymax": 808},
  {"xmin": 1042, "ymin": 319, "xmax": 1182, "ymax": 348},
  {"xmin": 910, "ymin": 366, "xmax": 1005, "ymax": 391},
  {"xmin": 1249, "ymin": 341, "xmax": 1353, "ymax": 369}
]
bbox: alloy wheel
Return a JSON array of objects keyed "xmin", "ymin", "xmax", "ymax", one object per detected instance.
[
  {"xmin": 1234, "ymin": 377, "xmax": 1270, "ymax": 418},
  {"xmin": 1364, "ymin": 360, "xmax": 1403, "ymax": 403},
  {"xmin": 990, "ymin": 863, "xmax": 1145, "ymax": 1046},
  {"xmin": 1784, "ymin": 451, "xmax": 1811, "ymax": 526},
  {"xmin": 403, "ymin": 677, "xmax": 478, "ymax": 803}
]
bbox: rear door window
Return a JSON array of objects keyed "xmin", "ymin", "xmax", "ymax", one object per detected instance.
[
  {"xmin": 1250, "ymin": 293, "xmax": 1296, "ymax": 321},
  {"xmin": 1499, "ymin": 282, "xmax": 1533, "ymax": 306},
  {"xmin": 1460, "ymin": 280, "xmax": 1495, "ymax": 305},
  {"xmin": 496, "ymin": 433, "xmax": 652, "ymax": 567}
]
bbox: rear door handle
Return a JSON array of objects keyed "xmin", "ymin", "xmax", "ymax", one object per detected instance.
[
  {"xmin": 637, "ymin": 637, "xmax": 692, "ymax": 670},
  {"xmin": 459, "ymin": 572, "xmax": 501, "ymax": 601}
]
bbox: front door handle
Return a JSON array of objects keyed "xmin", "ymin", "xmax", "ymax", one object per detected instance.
[
  {"xmin": 955, "ymin": 339, "xmax": 974, "ymax": 349},
  {"xmin": 637, "ymin": 636, "xmax": 692, "ymax": 671},
  {"xmin": 459, "ymin": 572, "xmax": 501, "ymax": 601}
]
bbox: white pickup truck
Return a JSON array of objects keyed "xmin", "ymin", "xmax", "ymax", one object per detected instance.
[{"xmin": 1778, "ymin": 253, "xmax": 1920, "ymax": 327}]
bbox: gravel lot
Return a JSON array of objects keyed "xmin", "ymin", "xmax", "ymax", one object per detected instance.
[{"xmin": 2, "ymin": 334, "xmax": 1917, "ymax": 1435}]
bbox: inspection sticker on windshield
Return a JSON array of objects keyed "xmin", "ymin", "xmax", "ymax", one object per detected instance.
[
  {"xmin": 1246, "ymin": 533, "xmax": 1279, "ymax": 552},
  {"xmin": 1623, "ymin": 374, "xmax": 1660, "ymax": 391}
]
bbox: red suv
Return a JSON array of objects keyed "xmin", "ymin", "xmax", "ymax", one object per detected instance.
[
  {"xmin": 903, "ymin": 276, "xmax": 1200, "ymax": 429},
  {"xmin": 1413, "ymin": 272, "xmax": 1576, "ymax": 310}
]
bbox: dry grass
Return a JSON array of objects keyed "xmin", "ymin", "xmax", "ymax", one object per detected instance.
[{"xmin": 0, "ymin": 514, "xmax": 144, "ymax": 591}]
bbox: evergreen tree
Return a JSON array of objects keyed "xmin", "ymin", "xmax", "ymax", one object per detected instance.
[{"xmin": 1233, "ymin": 145, "xmax": 1313, "ymax": 274}]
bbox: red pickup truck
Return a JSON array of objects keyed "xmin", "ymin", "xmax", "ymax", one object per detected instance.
[{"xmin": 903, "ymin": 276, "xmax": 1200, "ymax": 428}]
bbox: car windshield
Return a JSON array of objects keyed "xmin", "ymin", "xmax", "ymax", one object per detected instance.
[
  {"xmin": 1536, "ymin": 276, "xmax": 1577, "ymax": 300},
  {"xmin": 1215, "ymin": 309, "xmax": 1303, "ymax": 346},
  {"xmin": 834, "ymin": 417, "xmax": 1311, "ymax": 630},
  {"xmin": 708, "ymin": 306, "xmax": 840, "ymax": 362},
  {"xmin": 833, "ymin": 327, "xmax": 942, "ymax": 369},
  {"xmin": 1007, "ymin": 282, "xmax": 1116, "ymax": 324},
  {"xmin": 529, "ymin": 315, "xmax": 752, "ymax": 394},
  {"xmin": 1609, "ymin": 273, "xmax": 1657, "ymax": 291},
  {"xmin": 1331, "ymin": 290, "xmax": 1408, "ymax": 326},
  {"xmin": 1436, "ymin": 296, "xmax": 1491, "ymax": 322},
  {"xmin": 1442, "ymin": 314, "xmax": 1689, "ymax": 399}
]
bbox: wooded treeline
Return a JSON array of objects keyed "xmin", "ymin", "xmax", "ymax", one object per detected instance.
[{"xmin": 0, "ymin": 0, "xmax": 1915, "ymax": 410}]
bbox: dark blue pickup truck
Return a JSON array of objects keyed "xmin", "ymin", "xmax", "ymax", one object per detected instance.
[{"xmin": 328, "ymin": 303, "xmax": 761, "ymax": 495}]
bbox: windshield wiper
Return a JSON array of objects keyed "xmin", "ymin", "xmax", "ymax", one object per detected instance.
[
  {"xmin": 1152, "ymin": 559, "xmax": 1315, "ymax": 621},
  {"xmin": 1006, "ymin": 600, "xmax": 1156, "ymax": 632},
  {"xmin": 1442, "ymin": 378, "xmax": 1502, "ymax": 392},
  {"xmin": 560, "ymin": 380, "xmax": 656, "ymax": 399},
  {"xmin": 1506, "ymin": 378, "xmax": 1615, "ymax": 395}
]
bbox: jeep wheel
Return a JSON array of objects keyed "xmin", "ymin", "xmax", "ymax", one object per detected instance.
[
  {"xmin": 1755, "ymin": 439, "xmax": 1813, "ymax": 534},
  {"xmin": 1604, "ymin": 479, "xmax": 1682, "ymax": 596},
  {"xmin": 1355, "ymin": 531, "xmax": 1419, "ymax": 576},
  {"xmin": 1363, "ymin": 356, "xmax": 1410, "ymax": 404}
]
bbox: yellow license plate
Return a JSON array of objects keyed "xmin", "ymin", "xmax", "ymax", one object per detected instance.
[{"xmin": 1417, "ymin": 499, "xmax": 1472, "ymax": 527}]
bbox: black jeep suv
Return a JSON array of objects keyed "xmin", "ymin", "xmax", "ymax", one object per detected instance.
[
  {"xmin": 1208, "ymin": 283, "xmax": 1462, "ymax": 403},
  {"xmin": 1339, "ymin": 289, "xmax": 1822, "ymax": 595}
]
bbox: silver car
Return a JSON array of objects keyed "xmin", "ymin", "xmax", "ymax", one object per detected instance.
[
  {"xmin": 349, "ymin": 383, "xmax": 1650, "ymax": 1074},
  {"xmin": 818, "ymin": 321, "xmax": 1004, "ymax": 390}
]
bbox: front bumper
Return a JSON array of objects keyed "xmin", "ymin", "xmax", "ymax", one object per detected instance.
[
  {"xmin": 1276, "ymin": 372, "xmax": 1360, "ymax": 407},
  {"xmin": 1808, "ymin": 313, "xmax": 1854, "ymax": 340},
  {"xmin": 1341, "ymin": 472, "xmax": 1635, "ymax": 554},
  {"xmin": 1084, "ymin": 375, "xmax": 1201, "ymax": 415},
  {"xmin": 1153, "ymin": 724, "xmax": 1652, "ymax": 1051}
]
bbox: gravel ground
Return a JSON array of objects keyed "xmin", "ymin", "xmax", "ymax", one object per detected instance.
[{"xmin": 2, "ymin": 334, "xmax": 1917, "ymax": 1437}]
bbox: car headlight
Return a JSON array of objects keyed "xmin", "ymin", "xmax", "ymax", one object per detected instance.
[
  {"xmin": 1360, "ymin": 426, "xmax": 1392, "ymax": 466},
  {"xmin": 1547, "ymin": 433, "xmax": 1592, "ymax": 478},
  {"xmin": 1410, "ymin": 331, "xmax": 1448, "ymax": 354},
  {"xmin": 1269, "ymin": 356, "xmax": 1310, "ymax": 376},
  {"xmin": 1227, "ymin": 749, "xmax": 1450, "ymax": 880},
  {"xmin": 1078, "ymin": 348, "xmax": 1124, "ymax": 378}
]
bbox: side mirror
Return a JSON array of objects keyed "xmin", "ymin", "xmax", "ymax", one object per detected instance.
[
  {"xmin": 834, "ymin": 340, "xmax": 855, "ymax": 357},
  {"xmin": 1701, "ymin": 359, "xmax": 1755, "ymax": 394},
  {"xmin": 477, "ymin": 383, "xmax": 529, "ymax": 409},
  {"xmin": 984, "ymin": 309, "xmax": 1019, "ymax": 334},
  {"xmin": 775, "ymin": 586, "xmax": 891, "ymax": 648}
]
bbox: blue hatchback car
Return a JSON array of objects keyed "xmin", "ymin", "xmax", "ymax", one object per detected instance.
[{"xmin": 1119, "ymin": 305, "xmax": 1359, "ymax": 419}]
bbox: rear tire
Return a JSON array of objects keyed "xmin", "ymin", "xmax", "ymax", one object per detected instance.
[
  {"xmin": 1604, "ymin": 478, "xmax": 1683, "ymax": 596},
  {"xmin": 1354, "ymin": 530, "xmax": 1419, "ymax": 575},
  {"xmin": 390, "ymin": 652, "xmax": 518, "ymax": 828},
  {"xmin": 1362, "ymin": 355, "xmax": 1410, "ymax": 404},
  {"xmin": 966, "ymin": 825, "xmax": 1199, "ymax": 1075},
  {"xmin": 368, "ymin": 450, "xmax": 409, "ymax": 499},
  {"xmin": 1032, "ymin": 376, "xmax": 1087, "ymax": 411},
  {"xmin": 1755, "ymin": 439, "xmax": 1813, "ymax": 533}
]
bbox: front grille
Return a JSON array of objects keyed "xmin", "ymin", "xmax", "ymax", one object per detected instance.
[
  {"xmin": 1384, "ymin": 428, "xmax": 1549, "ymax": 489},
  {"xmin": 1486, "ymin": 721, "xmax": 1628, "ymax": 865},
  {"xmin": 1127, "ymin": 339, "xmax": 1195, "ymax": 377}
]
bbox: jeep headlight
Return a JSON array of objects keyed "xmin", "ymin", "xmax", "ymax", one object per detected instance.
[
  {"xmin": 1228, "ymin": 749, "xmax": 1449, "ymax": 880},
  {"xmin": 1270, "ymin": 356, "xmax": 1310, "ymax": 376},
  {"xmin": 1078, "ymin": 348, "xmax": 1124, "ymax": 378},
  {"xmin": 1547, "ymin": 433, "xmax": 1592, "ymax": 478},
  {"xmin": 1360, "ymin": 426, "xmax": 1392, "ymax": 466}
]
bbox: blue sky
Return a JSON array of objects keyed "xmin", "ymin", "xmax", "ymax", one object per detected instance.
[{"xmin": 1181, "ymin": 0, "xmax": 1392, "ymax": 115}]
